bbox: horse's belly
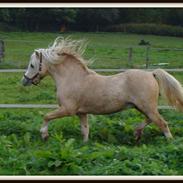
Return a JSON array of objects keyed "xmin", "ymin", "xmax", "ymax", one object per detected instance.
[{"xmin": 78, "ymin": 100, "xmax": 129, "ymax": 115}]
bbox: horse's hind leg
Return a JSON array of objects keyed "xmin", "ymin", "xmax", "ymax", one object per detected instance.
[
  {"xmin": 147, "ymin": 110, "xmax": 173, "ymax": 139},
  {"xmin": 136, "ymin": 106, "xmax": 173, "ymax": 139},
  {"xmin": 134, "ymin": 102, "xmax": 173, "ymax": 140},
  {"xmin": 134, "ymin": 117, "xmax": 151, "ymax": 142}
]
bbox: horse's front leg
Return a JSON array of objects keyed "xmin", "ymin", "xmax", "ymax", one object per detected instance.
[
  {"xmin": 78, "ymin": 114, "xmax": 89, "ymax": 143},
  {"xmin": 40, "ymin": 106, "xmax": 72, "ymax": 140}
]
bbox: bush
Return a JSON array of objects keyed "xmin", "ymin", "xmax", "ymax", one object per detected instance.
[
  {"xmin": 0, "ymin": 22, "xmax": 19, "ymax": 32},
  {"xmin": 104, "ymin": 23, "xmax": 183, "ymax": 37}
]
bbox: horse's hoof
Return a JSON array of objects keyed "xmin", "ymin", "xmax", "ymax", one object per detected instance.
[
  {"xmin": 41, "ymin": 133, "xmax": 49, "ymax": 141},
  {"xmin": 83, "ymin": 140, "xmax": 88, "ymax": 144},
  {"xmin": 134, "ymin": 128, "xmax": 143, "ymax": 143},
  {"xmin": 164, "ymin": 132, "xmax": 173, "ymax": 139},
  {"xmin": 166, "ymin": 136, "xmax": 174, "ymax": 142}
]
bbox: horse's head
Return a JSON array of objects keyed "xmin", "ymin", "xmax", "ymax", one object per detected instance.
[{"xmin": 22, "ymin": 50, "xmax": 48, "ymax": 86}]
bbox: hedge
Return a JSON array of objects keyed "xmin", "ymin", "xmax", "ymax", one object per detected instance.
[{"xmin": 104, "ymin": 23, "xmax": 183, "ymax": 37}]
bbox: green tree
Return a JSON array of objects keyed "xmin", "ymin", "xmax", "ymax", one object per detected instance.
[
  {"xmin": 162, "ymin": 9, "xmax": 183, "ymax": 26},
  {"xmin": 76, "ymin": 9, "xmax": 119, "ymax": 31}
]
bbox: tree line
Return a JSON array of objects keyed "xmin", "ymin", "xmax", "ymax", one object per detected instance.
[{"xmin": 0, "ymin": 8, "xmax": 183, "ymax": 32}]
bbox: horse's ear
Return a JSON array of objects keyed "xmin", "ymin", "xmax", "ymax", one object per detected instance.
[{"xmin": 35, "ymin": 50, "xmax": 40, "ymax": 58}]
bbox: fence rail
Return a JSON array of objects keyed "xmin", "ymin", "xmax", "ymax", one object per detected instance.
[
  {"xmin": 0, "ymin": 69, "xmax": 25, "ymax": 73},
  {"xmin": 94, "ymin": 68, "xmax": 183, "ymax": 72},
  {"xmin": 0, "ymin": 104, "xmax": 175, "ymax": 110},
  {"xmin": 0, "ymin": 104, "xmax": 58, "ymax": 109},
  {"xmin": 0, "ymin": 68, "xmax": 183, "ymax": 73}
]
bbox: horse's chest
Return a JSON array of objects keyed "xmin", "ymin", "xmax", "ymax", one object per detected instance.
[{"xmin": 56, "ymin": 88, "xmax": 79, "ymax": 105}]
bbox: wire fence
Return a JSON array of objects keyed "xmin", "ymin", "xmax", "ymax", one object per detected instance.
[
  {"xmin": 0, "ymin": 39, "xmax": 183, "ymax": 110},
  {"xmin": 0, "ymin": 68, "xmax": 183, "ymax": 73},
  {"xmin": 1, "ymin": 39, "xmax": 183, "ymax": 69}
]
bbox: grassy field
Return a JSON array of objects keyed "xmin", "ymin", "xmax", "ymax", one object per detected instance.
[
  {"xmin": 0, "ymin": 32, "xmax": 183, "ymax": 176},
  {"xmin": 0, "ymin": 108, "xmax": 183, "ymax": 175},
  {"xmin": 1, "ymin": 32, "xmax": 183, "ymax": 69}
]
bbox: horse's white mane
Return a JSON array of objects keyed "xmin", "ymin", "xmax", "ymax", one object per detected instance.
[{"xmin": 39, "ymin": 37, "xmax": 88, "ymax": 65}]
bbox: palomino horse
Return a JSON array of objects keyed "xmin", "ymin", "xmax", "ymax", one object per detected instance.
[{"xmin": 22, "ymin": 37, "xmax": 183, "ymax": 143}]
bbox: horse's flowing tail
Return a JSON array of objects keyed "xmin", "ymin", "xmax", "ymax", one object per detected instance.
[{"xmin": 153, "ymin": 69, "xmax": 183, "ymax": 112}]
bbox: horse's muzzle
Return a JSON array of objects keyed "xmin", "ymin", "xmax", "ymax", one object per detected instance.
[{"xmin": 21, "ymin": 76, "xmax": 32, "ymax": 86}]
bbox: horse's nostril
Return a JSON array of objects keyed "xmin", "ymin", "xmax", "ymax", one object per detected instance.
[{"xmin": 22, "ymin": 77, "xmax": 31, "ymax": 86}]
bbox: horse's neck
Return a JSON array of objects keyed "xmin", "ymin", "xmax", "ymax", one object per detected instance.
[{"xmin": 48, "ymin": 58, "xmax": 90, "ymax": 88}]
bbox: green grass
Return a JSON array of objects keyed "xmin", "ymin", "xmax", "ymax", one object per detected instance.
[
  {"xmin": 0, "ymin": 108, "xmax": 183, "ymax": 175},
  {"xmin": 0, "ymin": 31, "xmax": 183, "ymax": 175},
  {"xmin": 0, "ymin": 73, "xmax": 56, "ymax": 104}
]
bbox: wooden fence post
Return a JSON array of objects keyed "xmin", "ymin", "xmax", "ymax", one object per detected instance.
[
  {"xmin": 93, "ymin": 48, "xmax": 96, "ymax": 56},
  {"xmin": 128, "ymin": 47, "xmax": 133, "ymax": 68},
  {"xmin": 145, "ymin": 46, "xmax": 150, "ymax": 69},
  {"xmin": 0, "ymin": 40, "xmax": 5, "ymax": 62}
]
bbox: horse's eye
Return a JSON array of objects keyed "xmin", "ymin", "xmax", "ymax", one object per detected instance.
[{"xmin": 30, "ymin": 64, "xmax": 34, "ymax": 68}]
